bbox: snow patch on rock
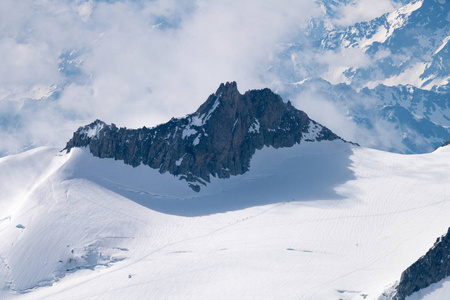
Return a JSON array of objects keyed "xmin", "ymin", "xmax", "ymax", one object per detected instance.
[
  {"xmin": 248, "ymin": 119, "xmax": 260, "ymax": 134},
  {"xmin": 302, "ymin": 121, "xmax": 323, "ymax": 142}
]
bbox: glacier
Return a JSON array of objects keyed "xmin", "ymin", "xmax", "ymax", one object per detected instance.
[{"xmin": 1, "ymin": 140, "xmax": 450, "ymax": 299}]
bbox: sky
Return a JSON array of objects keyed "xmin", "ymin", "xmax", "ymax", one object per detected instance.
[{"xmin": 0, "ymin": 0, "xmax": 405, "ymax": 156}]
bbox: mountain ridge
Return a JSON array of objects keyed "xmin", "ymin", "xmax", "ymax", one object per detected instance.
[
  {"xmin": 2, "ymin": 133, "xmax": 450, "ymax": 299},
  {"xmin": 287, "ymin": 78, "xmax": 450, "ymax": 153},
  {"xmin": 64, "ymin": 82, "xmax": 340, "ymax": 191},
  {"xmin": 319, "ymin": 0, "xmax": 449, "ymax": 90}
]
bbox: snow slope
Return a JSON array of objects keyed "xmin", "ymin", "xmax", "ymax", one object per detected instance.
[
  {"xmin": 1, "ymin": 140, "xmax": 450, "ymax": 299},
  {"xmin": 406, "ymin": 276, "xmax": 450, "ymax": 300}
]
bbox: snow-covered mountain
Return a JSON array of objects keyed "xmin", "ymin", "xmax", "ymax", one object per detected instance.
[
  {"xmin": 1, "ymin": 1, "xmax": 450, "ymax": 299},
  {"xmin": 0, "ymin": 0, "xmax": 447, "ymax": 156},
  {"xmin": 286, "ymin": 78, "xmax": 450, "ymax": 153},
  {"xmin": 305, "ymin": 0, "xmax": 410, "ymax": 41},
  {"xmin": 1, "ymin": 129, "xmax": 450, "ymax": 299},
  {"xmin": 273, "ymin": 0, "xmax": 449, "ymax": 88},
  {"xmin": 320, "ymin": 0, "xmax": 449, "ymax": 90},
  {"xmin": 1, "ymin": 83, "xmax": 450, "ymax": 299},
  {"xmin": 269, "ymin": 0, "xmax": 450, "ymax": 154}
]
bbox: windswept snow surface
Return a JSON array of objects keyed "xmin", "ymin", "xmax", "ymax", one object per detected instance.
[{"xmin": 1, "ymin": 141, "xmax": 450, "ymax": 299}]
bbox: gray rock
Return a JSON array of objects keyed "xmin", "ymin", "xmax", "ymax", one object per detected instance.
[
  {"xmin": 394, "ymin": 227, "xmax": 450, "ymax": 300},
  {"xmin": 64, "ymin": 82, "xmax": 340, "ymax": 191}
]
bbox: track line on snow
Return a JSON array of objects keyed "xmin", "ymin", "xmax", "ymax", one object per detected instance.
[
  {"xmin": 291, "ymin": 199, "xmax": 450, "ymax": 225},
  {"xmin": 71, "ymin": 262, "xmax": 226, "ymax": 300},
  {"xmin": 0, "ymin": 155, "xmax": 68, "ymax": 235},
  {"xmin": 32, "ymin": 199, "xmax": 294, "ymax": 299},
  {"xmin": 69, "ymin": 180, "xmax": 152, "ymax": 227},
  {"xmin": 26, "ymin": 148, "xmax": 359, "ymax": 297},
  {"xmin": 27, "ymin": 174, "xmax": 439, "ymax": 299},
  {"xmin": 300, "ymin": 202, "xmax": 450, "ymax": 300}
]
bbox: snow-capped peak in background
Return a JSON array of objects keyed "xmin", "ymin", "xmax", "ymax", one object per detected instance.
[
  {"xmin": 0, "ymin": 0, "xmax": 447, "ymax": 157},
  {"xmin": 1, "ymin": 1, "xmax": 450, "ymax": 300},
  {"xmin": 319, "ymin": 0, "xmax": 449, "ymax": 90},
  {"xmin": 267, "ymin": 0, "xmax": 450, "ymax": 154}
]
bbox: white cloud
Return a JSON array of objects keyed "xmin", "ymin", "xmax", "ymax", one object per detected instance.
[
  {"xmin": 292, "ymin": 90, "xmax": 408, "ymax": 153},
  {"xmin": 333, "ymin": 0, "xmax": 402, "ymax": 27},
  {"xmin": 293, "ymin": 91, "xmax": 359, "ymax": 141},
  {"xmin": 0, "ymin": 0, "xmax": 411, "ymax": 156},
  {"xmin": 76, "ymin": 0, "xmax": 320, "ymax": 126},
  {"xmin": 318, "ymin": 48, "xmax": 372, "ymax": 84},
  {"xmin": 319, "ymin": 48, "xmax": 372, "ymax": 68},
  {"xmin": 0, "ymin": 39, "xmax": 60, "ymax": 90},
  {"xmin": 0, "ymin": 0, "xmax": 321, "ymax": 154}
]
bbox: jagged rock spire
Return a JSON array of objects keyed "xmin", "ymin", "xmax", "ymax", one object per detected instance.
[{"xmin": 64, "ymin": 82, "xmax": 340, "ymax": 191}]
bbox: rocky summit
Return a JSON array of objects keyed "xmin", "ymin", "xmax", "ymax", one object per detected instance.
[{"xmin": 64, "ymin": 82, "xmax": 340, "ymax": 191}]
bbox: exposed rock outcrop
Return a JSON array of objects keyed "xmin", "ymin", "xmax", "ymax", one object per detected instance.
[
  {"xmin": 64, "ymin": 82, "xmax": 340, "ymax": 191},
  {"xmin": 393, "ymin": 227, "xmax": 450, "ymax": 300},
  {"xmin": 434, "ymin": 139, "xmax": 450, "ymax": 151}
]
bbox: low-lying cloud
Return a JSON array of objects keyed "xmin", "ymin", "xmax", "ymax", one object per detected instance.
[
  {"xmin": 0, "ymin": 0, "xmax": 321, "ymax": 155},
  {"xmin": 332, "ymin": 0, "xmax": 402, "ymax": 27},
  {"xmin": 0, "ymin": 0, "xmax": 410, "ymax": 156},
  {"xmin": 292, "ymin": 90, "xmax": 408, "ymax": 153}
]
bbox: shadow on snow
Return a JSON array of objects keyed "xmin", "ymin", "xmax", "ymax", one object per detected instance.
[{"xmin": 68, "ymin": 140, "xmax": 356, "ymax": 217}]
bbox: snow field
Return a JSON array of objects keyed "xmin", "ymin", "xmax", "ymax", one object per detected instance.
[{"xmin": 0, "ymin": 140, "xmax": 449, "ymax": 299}]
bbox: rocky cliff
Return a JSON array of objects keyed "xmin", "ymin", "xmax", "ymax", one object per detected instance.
[
  {"xmin": 393, "ymin": 227, "xmax": 450, "ymax": 300},
  {"xmin": 64, "ymin": 82, "xmax": 340, "ymax": 191}
]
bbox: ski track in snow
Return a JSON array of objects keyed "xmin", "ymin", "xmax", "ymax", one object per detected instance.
[{"xmin": 0, "ymin": 141, "xmax": 449, "ymax": 299}]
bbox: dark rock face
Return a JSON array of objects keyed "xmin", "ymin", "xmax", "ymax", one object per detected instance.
[
  {"xmin": 394, "ymin": 227, "xmax": 450, "ymax": 300},
  {"xmin": 434, "ymin": 139, "xmax": 450, "ymax": 151},
  {"xmin": 64, "ymin": 82, "xmax": 340, "ymax": 191}
]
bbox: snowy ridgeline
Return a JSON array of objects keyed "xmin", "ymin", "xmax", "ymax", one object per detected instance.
[{"xmin": 0, "ymin": 141, "xmax": 450, "ymax": 299}]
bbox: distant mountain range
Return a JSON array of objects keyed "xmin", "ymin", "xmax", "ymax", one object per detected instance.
[
  {"xmin": 1, "ymin": 1, "xmax": 450, "ymax": 299},
  {"xmin": 285, "ymin": 78, "xmax": 450, "ymax": 153},
  {"xmin": 0, "ymin": 0, "xmax": 447, "ymax": 156},
  {"xmin": 270, "ymin": 0, "xmax": 450, "ymax": 153},
  {"xmin": 320, "ymin": 0, "xmax": 449, "ymax": 90}
]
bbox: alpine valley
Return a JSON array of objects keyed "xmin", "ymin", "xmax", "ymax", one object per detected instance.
[{"xmin": 0, "ymin": 0, "xmax": 450, "ymax": 300}]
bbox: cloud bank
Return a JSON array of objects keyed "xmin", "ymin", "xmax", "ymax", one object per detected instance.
[
  {"xmin": 0, "ymin": 0, "xmax": 322, "ymax": 155},
  {"xmin": 0, "ymin": 0, "xmax": 410, "ymax": 156}
]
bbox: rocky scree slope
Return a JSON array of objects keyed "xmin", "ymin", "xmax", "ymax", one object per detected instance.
[{"xmin": 64, "ymin": 82, "xmax": 340, "ymax": 191}]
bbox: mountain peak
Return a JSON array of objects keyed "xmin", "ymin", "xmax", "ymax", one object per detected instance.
[
  {"xmin": 64, "ymin": 82, "xmax": 341, "ymax": 191},
  {"xmin": 216, "ymin": 81, "xmax": 238, "ymax": 95}
]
